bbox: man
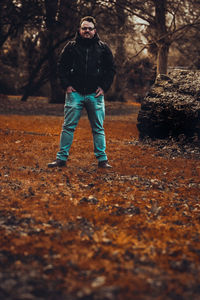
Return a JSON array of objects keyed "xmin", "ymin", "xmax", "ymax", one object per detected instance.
[{"xmin": 48, "ymin": 16, "xmax": 115, "ymax": 169}]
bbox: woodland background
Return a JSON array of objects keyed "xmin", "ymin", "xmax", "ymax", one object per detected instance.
[
  {"xmin": 1, "ymin": 2, "xmax": 200, "ymax": 299},
  {"xmin": 1, "ymin": 0, "xmax": 200, "ymax": 104}
]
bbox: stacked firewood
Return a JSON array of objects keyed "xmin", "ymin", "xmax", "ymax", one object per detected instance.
[{"xmin": 137, "ymin": 70, "xmax": 200, "ymax": 140}]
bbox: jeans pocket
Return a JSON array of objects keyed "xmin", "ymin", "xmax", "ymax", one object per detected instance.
[
  {"xmin": 96, "ymin": 95, "xmax": 104, "ymax": 109},
  {"xmin": 65, "ymin": 92, "xmax": 76, "ymax": 103},
  {"xmin": 64, "ymin": 93, "xmax": 72, "ymax": 110}
]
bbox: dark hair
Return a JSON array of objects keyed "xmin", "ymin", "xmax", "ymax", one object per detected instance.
[{"xmin": 80, "ymin": 16, "xmax": 96, "ymax": 28}]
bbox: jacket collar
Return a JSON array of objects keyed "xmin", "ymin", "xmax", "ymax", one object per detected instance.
[{"xmin": 75, "ymin": 31, "xmax": 100, "ymax": 47}]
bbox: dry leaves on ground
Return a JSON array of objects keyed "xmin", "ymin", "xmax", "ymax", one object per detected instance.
[{"xmin": 0, "ymin": 101, "xmax": 200, "ymax": 300}]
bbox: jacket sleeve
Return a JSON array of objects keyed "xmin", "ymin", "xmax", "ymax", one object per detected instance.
[
  {"xmin": 100, "ymin": 43, "xmax": 116, "ymax": 93},
  {"xmin": 57, "ymin": 42, "xmax": 74, "ymax": 90}
]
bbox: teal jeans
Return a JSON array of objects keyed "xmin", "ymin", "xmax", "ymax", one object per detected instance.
[{"xmin": 56, "ymin": 92, "xmax": 108, "ymax": 162}]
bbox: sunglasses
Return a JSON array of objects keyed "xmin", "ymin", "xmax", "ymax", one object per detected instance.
[{"xmin": 81, "ymin": 27, "xmax": 95, "ymax": 31}]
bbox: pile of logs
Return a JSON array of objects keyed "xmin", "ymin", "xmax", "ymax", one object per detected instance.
[{"xmin": 137, "ymin": 70, "xmax": 200, "ymax": 140}]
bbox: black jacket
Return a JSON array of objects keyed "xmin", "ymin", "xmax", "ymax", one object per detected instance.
[{"xmin": 58, "ymin": 33, "xmax": 116, "ymax": 95}]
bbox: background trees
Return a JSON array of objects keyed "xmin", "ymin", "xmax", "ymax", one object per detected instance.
[
  {"xmin": 105, "ymin": 0, "xmax": 200, "ymax": 75},
  {"xmin": 0, "ymin": 0, "xmax": 200, "ymax": 103}
]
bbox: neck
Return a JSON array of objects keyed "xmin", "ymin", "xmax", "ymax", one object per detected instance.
[{"xmin": 76, "ymin": 32, "xmax": 99, "ymax": 46}]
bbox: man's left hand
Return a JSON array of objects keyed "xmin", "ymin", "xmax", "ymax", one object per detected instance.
[{"xmin": 95, "ymin": 87, "xmax": 104, "ymax": 98}]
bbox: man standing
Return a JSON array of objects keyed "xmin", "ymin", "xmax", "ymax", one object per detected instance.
[{"xmin": 48, "ymin": 16, "xmax": 115, "ymax": 168}]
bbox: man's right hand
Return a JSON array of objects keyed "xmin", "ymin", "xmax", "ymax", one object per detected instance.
[{"xmin": 66, "ymin": 86, "xmax": 76, "ymax": 93}]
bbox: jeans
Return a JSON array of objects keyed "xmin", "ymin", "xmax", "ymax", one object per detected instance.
[{"xmin": 56, "ymin": 92, "xmax": 108, "ymax": 162}]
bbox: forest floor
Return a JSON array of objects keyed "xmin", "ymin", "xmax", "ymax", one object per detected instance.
[{"xmin": 0, "ymin": 95, "xmax": 200, "ymax": 300}]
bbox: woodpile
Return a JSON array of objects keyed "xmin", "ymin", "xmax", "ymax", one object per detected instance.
[{"xmin": 137, "ymin": 69, "xmax": 200, "ymax": 140}]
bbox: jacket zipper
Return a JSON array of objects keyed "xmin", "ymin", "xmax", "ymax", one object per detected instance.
[{"xmin": 84, "ymin": 48, "xmax": 89, "ymax": 94}]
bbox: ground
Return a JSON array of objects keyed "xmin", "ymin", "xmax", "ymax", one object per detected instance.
[{"xmin": 0, "ymin": 96, "xmax": 200, "ymax": 300}]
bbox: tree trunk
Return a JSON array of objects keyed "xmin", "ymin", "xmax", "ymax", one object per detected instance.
[
  {"xmin": 21, "ymin": 35, "xmax": 73, "ymax": 102},
  {"xmin": 45, "ymin": 0, "xmax": 64, "ymax": 103},
  {"xmin": 154, "ymin": 0, "xmax": 170, "ymax": 75},
  {"xmin": 21, "ymin": 67, "xmax": 41, "ymax": 102},
  {"xmin": 112, "ymin": 40, "xmax": 126, "ymax": 101},
  {"xmin": 108, "ymin": 0, "xmax": 126, "ymax": 101},
  {"xmin": 156, "ymin": 42, "xmax": 169, "ymax": 75},
  {"xmin": 48, "ymin": 49, "xmax": 64, "ymax": 103}
]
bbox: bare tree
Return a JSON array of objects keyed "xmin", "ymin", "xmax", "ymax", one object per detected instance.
[
  {"xmin": 44, "ymin": 0, "xmax": 63, "ymax": 103},
  {"xmin": 154, "ymin": 0, "xmax": 169, "ymax": 74},
  {"xmin": 103, "ymin": 0, "xmax": 200, "ymax": 75},
  {"xmin": 151, "ymin": 0, "xmax": 200, "ymax": 74},
  {"xmin": 0, "ymin": 0, "xmax": 41, "ymax": 48},
  {"xmin": 21, "ymin": 0, "xmax": 78, "ymax": 102},
  {"xmin": 2, "ymin": 0, "xmax": 200, "ymax": 102}
]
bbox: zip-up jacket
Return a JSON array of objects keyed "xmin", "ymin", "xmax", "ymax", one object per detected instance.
[{"xmin": 58, "ymin": 32, "xmax": 116, "ymax": 95}]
